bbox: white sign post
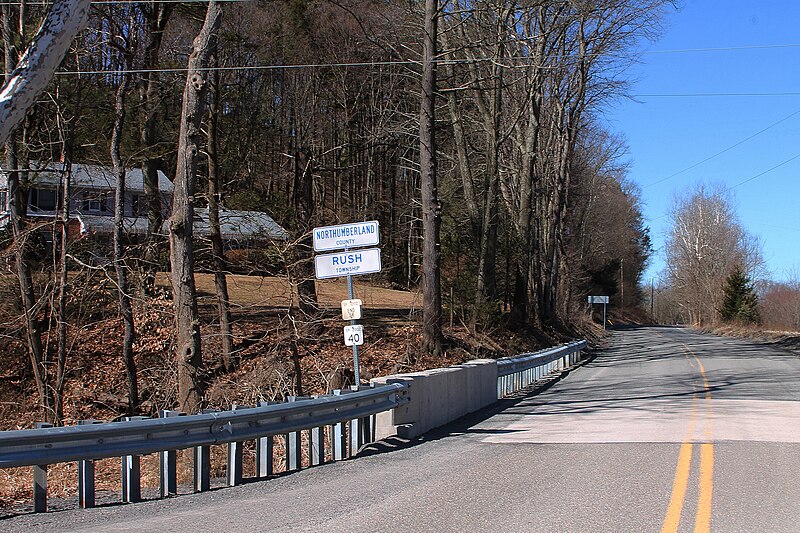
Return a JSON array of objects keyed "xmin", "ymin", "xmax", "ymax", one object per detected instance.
[
  {"xmin": 312, "ymin": 221, "xmax": 381, "ymax": 386},
  {"xmin": 588, "ymin": 295, "xmax": 610, "ymax": 329}
]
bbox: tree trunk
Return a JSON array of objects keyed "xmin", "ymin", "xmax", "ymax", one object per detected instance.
[
  {"xmin": 510, "ymin": 10, "xmax": 546, "ymax": 327},
  {"xmin": 3, "ymin": 9, "xmax": 52, "ymax": 423},
  {"xmin": 54, "ymin": 146, "xmax": 71, "ymax": 424},
  {"xmin": 292, "ymin": 148, "xmax": 318, "ymax": 315},
  {"xmin": 111, "ymin": 54, "xmax": 139, "ymax": 415},
  {"xmin": 207, "ymin": 64, "xmax": 234, "ymax": 372},
  {"xmin": 0, "ymin": 0, "xmax": 91, "ymax": 146},
  {"xmin": 419, "ymin": 0, "xmax": 443, "ymax": 356},
  {"xmin": 169, "ymin": 0, "xmax": 222, "ymax": 413},
  {"xmin": 139, "ymin": 3, "xmax": 172, "ymax": 295}
]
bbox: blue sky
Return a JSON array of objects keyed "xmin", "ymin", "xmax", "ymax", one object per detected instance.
[{"xmin": 604, "ymin": 0, "xmax": 800, "ymax": 284}]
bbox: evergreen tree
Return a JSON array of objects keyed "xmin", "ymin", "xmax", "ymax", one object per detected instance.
[{"xmin": 720, "ymin": 266, "xmax": 760, "ymax": 324}]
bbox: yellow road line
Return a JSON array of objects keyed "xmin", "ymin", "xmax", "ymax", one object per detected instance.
[
  {"xmin": 661, "ymin": 342, "xmax": 715, "ymax": 532},
  {"xmin": 694, "ymin": 443, "xmax": 714, "ymax": 533},
  {"xmin": 661, "ymin": 442, "xmax": 694, "ymax": 533}
]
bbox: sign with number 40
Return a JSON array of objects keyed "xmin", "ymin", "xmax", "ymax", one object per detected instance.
[{"xmin": 343, "ymin": 325, "xmax": 364, "ymax": 347}]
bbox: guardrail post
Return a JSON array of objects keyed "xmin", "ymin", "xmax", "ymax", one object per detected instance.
[
  {"xmin": 348, "ymin": 386, "xmax": 361, "ymax": 456},
  {"xmin": 121, "ymin": 416, "xmax": 146, "ymax": 503},
  {"xmin": 310, "ymin": 426, "xmax": 325, "ymax": 466},
  {"xmin": 331, "ymin": 390, "xmax": 347, "ymax": 461},
  {"xmin": 227, "ymin": 405, "xmax": 248, "ymax": 487},
  {"xmin": 357, "ymin": 386, "xmax": 374, "ymax": 447},
  {"xmin": 256, "ymin": 401, "xmax": 277, "ymax": 477},
  {"xmin": 366, "ymin": 384, "xmax": 376, "ymax": 445},
  {"xmin": 285, "ymin": 397, "xmax": 306, "ymax": 471},
  {"xmin": 194, "ymin": 444, "xmax": 210, "ymax": 493},
  {"xmin": 194, "ymin": 409, "xmax": 217, "ymax": 493},
  {"xmin": 159, "ymin": 410, "xmax": 184, "ymax": 497},
  {"xmin": 33, "ymin": 422, "xmax": 52, "ymax": 513},
  {"xmin": 348, "ymin": 418, "xmax": 360, "ymax": 457},
  {"xmin": 77, "ymin": 420, "xmax": 102, "ymax": 508},
  {"xmin": 256, "ymin": 434, "xmax": 273, "ymax": 477}
]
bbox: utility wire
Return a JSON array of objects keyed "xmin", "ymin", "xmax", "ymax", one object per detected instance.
[
  {"xmin": 644, "ymin": 108, "xmax": 800, "ymax": 189},
  {"xmin": 726, "ymin": 151, "xmax": 800, "ymax": 192},
  {"xmin": 646, "ymin": 151, "xmax": 800, "ymax": 224},
  {"xmin": 633, "ymin": 92, "xmax": 800, "ymax": 98},
  {"xmin": 646, "ymin": 43, "xmax": 800, "ymax": 54}
]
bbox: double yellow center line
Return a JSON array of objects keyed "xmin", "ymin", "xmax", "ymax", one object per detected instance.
[{"xmin": 661, "ymin": 347, "xmax": 714, "ymax": 533}]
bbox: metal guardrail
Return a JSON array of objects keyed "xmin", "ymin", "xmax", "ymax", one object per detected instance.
[
  {"xmin": 0, "ymin": 340, "xmax": 588, "ymax": 515},
  {"xmin": 0, "ymin": 383, "xmax": 409, "ymax": 512},
  {"xmin": 496, "ymin": 340, "xmax": 588, "ymax": 397}
]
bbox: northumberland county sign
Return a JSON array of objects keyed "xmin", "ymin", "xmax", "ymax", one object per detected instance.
[
  {"xmin": 314, "ymin": 248, "xmax": 382, "ymax": 280},
  {"xmin": 312, "ymin": 221, "xmax": 380, "ymax": 252}
]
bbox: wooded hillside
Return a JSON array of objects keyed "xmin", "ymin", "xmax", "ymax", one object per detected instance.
[{"xmin": 0, "ymin": 0, "xmax": 664, "ymax": 424}]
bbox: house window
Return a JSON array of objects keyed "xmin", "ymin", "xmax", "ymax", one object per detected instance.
[
  {"xmin": 0, "ymin": 191, "xmax": 6, "ymax": 211},
  {"xmin": 30, "ymin": 188, "xmax": 57, "ymax": 211},
  {"xmin": 82, "ymin": 193, "xmax": 109, "ymax": 213}
]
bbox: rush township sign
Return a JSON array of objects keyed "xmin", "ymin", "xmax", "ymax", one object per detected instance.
[
  {"xmin": 312, "ymin": 221, "xmax": 379, "ymax": 252},
  {"xmin": 314, "ymin": 248, "xmax": 382, "ymax": 280}
]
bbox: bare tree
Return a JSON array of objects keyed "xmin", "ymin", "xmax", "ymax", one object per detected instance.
[
  {"xmin": 138, "ymin": 1, "xmax": 173, "ymax": 295},
  {"xmin": 3, "ymin": 3, "xmax": 53, "ymax": 422},
  {"xmin": 169, "ymin": 0, "xmax": 222, "ymax": 413},
  {"xmin": 206, "ymin": 63, "xmax": 235, "ymax": 372},
  {"xmin": 109, "ymin": 11, "xmax": 139, "ymax": 414},
  {"xmin": 0, "ymin": 0, "xmax": 91, "ymax": 145},
  {"xmin": 419, "ymin": 0, "xmax": 442, "ymax": 356},
  {"xmin": 665, "ymin": 183, "xmax": 762, "ymax": 325}
]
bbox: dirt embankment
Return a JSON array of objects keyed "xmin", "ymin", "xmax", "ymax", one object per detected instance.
[
  {"xmin": 704, "ymin": 324, "xmax": 800, "ymax": 356},
  {"xmin": 0, "ymin": 273, "xmax": 600, "ymax": 509}
]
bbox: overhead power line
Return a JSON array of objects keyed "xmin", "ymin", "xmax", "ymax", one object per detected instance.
[
  {"xmin": 644, "ymin": 108, "xmax": 800, "ymax": 189},
  {"xmin": 645, "ymin": 43, "xmax": 800, "ymax": 54},
  {"xmin": 633, "ymin": 92, "xmax": 800, "ymax": 98},
  {"xmin": 726, "ymin": 152, "xmax": 800, "ymax": 192},
  {"xmin": 647, "ymin": 151, "xmax": 800, "ymax": 224}
]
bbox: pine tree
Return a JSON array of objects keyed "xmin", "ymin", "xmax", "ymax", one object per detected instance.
[{"xmin": 720, "ymin": 266, "xmax": 760, "ymax": 324}]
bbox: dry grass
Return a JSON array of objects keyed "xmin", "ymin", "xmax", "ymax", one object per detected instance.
[
  {"xmin": 703, "ymin": 324, "xmax": 800, "ymax": 354},
  {"xmin": 0, "ymin": 272, "xmax": 565, "ymax": 513},
  {"xmin": 155, "ymin": 273, "xmax": 421, "ymax": 311}
]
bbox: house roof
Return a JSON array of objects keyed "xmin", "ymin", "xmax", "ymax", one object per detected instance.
[
  {"xmin": 75, "ymin": 208, "xmax": 288, "ymax": 241},
  {"xmin": 75, "ymin": 214, "xmax": 158, "ymax": 236},
  {"xmin": 0, "ymin": 161, "xmax": 174, "ymax": 193},
  {"xmin": 194, "ymin": 207, "xmax": 289, "ymax": 241}
]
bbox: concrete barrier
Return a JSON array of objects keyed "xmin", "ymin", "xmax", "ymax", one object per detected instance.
[
  {"xmin": 371, "ymin": 359, "xmax": 498, "ymax": 440},
  {"xmin": 370, "ymin": 340, "xmax": 587, "ymax": 440}
]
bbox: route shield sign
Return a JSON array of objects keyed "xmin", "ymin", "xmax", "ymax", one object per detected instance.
[
  {"xmin": 341, "ymin": 299, "xmax": 362, "ymax": 320},
  {"xmin": 313, "ymin": 221, "xmax": 379, "ymax": 252},
  {"xmin": 314, "ymin": 248, "xmax": 382, "ymax": 280},
  {"xmin": 344, "ymin": 325, "xmax": 364, "ymax": 346}
]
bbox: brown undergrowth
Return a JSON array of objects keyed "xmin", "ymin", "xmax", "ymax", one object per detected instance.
[
  {"xmin": 702, "ymin": 323, "xmax": 800, "ymax": 355},
  {"xmin": 0, "ymin": 273, "xmax": 578, "ymax": 510}
]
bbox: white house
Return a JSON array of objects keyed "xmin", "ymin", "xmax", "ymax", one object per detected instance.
[{"xmin": 0, "ymin": 161, "xmax": 288, "ymax": 244}]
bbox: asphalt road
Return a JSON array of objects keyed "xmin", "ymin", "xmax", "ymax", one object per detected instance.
[{"xmin": 5, "ymin": 326, "xmax": 800, "ymax": 532}]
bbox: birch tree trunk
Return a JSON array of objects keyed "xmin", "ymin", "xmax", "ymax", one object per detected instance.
[
  {"xmin": 0, "ymin": 0, "xmax": 91, "ymax": 146},
  {"xmin": 169, "ymin": 0, "xmax": 222, "ymax": 413}
]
